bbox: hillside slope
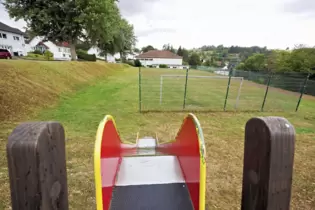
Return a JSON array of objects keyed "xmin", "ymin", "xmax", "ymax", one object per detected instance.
[{"xmin": 0, "ymin": 60, "xmax": 127, "ymax": 121}]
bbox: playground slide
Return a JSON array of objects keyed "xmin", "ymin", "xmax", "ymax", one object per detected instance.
[{"xmin": 94, "ymin": 114, "xmax": 206, "ymax": 210}]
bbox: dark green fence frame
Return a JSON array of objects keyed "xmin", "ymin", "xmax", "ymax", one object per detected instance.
[{"xmin": 138, "ymin": 67, "xmax": 311, "ymax": 112}]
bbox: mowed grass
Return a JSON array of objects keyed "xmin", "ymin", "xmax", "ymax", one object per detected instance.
[{"xmin": 0, "ymin": 66, "xmax": 315, "ymax": 209}]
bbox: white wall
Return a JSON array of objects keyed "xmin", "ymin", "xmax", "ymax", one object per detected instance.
[
  {"xmin": 44, "ymin": 41, "xmax": 71, "ymax": 61},
  {"xmin": 138, "ymin": 58, "xmax": 182, "ymax": 66},
  {"xmin": 0, "ymin": 30, "xmax": 27, "ymax": 55}
]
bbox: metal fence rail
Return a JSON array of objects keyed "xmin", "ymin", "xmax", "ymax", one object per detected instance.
[{"xmin": 139, "ymin": 67, "xmax": 311, "ymax": 112}]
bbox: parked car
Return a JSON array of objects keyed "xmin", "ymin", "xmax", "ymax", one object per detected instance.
[{"xmin": 0, "ymin": 49, "xmax": 12, "ymax": 59}]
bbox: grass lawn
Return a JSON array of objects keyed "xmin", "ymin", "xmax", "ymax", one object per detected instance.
[{"xmin": 1, "ymin": 66, "xmax": 315, "ymax": 209}]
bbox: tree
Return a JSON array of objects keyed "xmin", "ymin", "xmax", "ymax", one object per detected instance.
[
  {"xmin": 97, "ymin": 17, "xmax": 136, "ymax": 62},
  {"xmin": 188, "ymin": 53, "xmax": 201, "ymax": 66},
  {"xmin": 177, "ymin": 46, "xmax": 183, "ymax": 56},
  {"xmin": 114, "ymin": 18, "xmax": 137, "ymax": 62},
  {"xmin": 181, "ymin": 48, "xmax": 189, "ymax": 63},
  {"xmin": 162, "ymin": 44, "xmax": 176, "ymax": 53},
  {"xmin": 141, "ymin": 45, "xmax": 155, "ymax": 53},
  {"xmin": 4, "ymin": 0, "xmax": 119, "ymax": 60},
  {"xmin": 238, "ymin": 53, "xmax": 266, "ymax": 71},
  {"xmin": 134, "ymin": 48, "xmax": 140, "ymax": 53},
  {"xmin": 287, "ymin": 48, "xmax": 315, "ymax": 73},
  {"xmin": 204, "ymin": 59, "xmax": 211, "ymax": 66}
]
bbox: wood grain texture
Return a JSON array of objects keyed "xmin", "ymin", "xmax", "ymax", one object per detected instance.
[
  {"xmin": 7, "ymin": 122, "xmax": 69, "ymax": 210},
  {"xmin": 241, "ymin": 117, "xmax": 295, "ymax": 210}
]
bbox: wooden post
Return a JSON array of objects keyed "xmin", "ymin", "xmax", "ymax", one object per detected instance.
[
  {"xmin": 7, "ymin": 122, "xmax": 69, "ymax": 210},
  {"xmin": 241, "ymin": 117, "xmax": 295, "ymax": 210}
]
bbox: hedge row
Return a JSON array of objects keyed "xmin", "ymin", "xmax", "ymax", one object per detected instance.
[{"xmin": 77, "ymin": 50, "xmax": 96, "ymax": 61}]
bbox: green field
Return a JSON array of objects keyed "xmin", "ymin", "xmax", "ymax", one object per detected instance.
[
  {"xmin": 140, "ymin": 68, "xmax": 314, "ymax": 112},
  {"xmin": 0, "ymin": 64, "xmax": 315, "ymax": 209}
]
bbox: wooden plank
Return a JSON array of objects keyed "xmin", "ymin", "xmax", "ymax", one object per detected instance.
[
  {"xmin": 241, "ymin": 117, "xmax": 295, "ymax": 210},
  {"xmin": 7, "ymin": 122, "xmax": 69, "ymax": 210}
]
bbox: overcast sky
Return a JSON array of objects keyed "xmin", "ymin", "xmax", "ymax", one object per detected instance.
[{"xmin": 1, "ymin": 0, "xmax": 315, "ymax": 49}]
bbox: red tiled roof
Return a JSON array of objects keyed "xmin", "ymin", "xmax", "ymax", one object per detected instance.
[
  {"xmin": 136, "ymin": 50, "xmax": 182, "ymax": 59},
  {"xmin": 55, "ymin": 42, "xmax": 70, "ymax": 48}
]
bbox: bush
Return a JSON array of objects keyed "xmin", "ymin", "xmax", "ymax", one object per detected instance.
[
  {"xmin": 26, "ymin": 53, "xmax": 46, "ymax": 60},
  {"xmin": 77, "ymin": 50, "xmax": 96, "ymax": 61},
  {"xmin": 134, "ymin": 59, "xmax": 142, "ymax": 67},
  {"xmin": 123, "ymin": 60, "xmax": 135, "ymax": 67},
  {"xmin": 32, "ymin": 50, "xmax": 43, "ymax": 55},
  {"xmin": 159, "ymin": 64, "xmax": 168, "ymax": 68},
  {"xmin": 44, "ymin": 50, "xmax": 54, "ymax": 60}
]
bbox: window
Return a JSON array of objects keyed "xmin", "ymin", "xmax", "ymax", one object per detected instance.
[
  {"xmin": 13, "ymin": 36, "xmax": 20, "ymax": 41},
  {"xmin": 2, "ymin": 34, "xmax": 7, "ymax": 39},
  {"xmin": 58, "ymin": 48, "xmax": 61, "ymax": 52},
  {"xmin": 0, "ymin": 34, "xmax": 2, "ymax": 38}
]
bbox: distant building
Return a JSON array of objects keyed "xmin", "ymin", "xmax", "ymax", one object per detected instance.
[
  {"xmin": 0, "ymin": 22, "xmax": 27, "ymax": 56},
  {"xmin": 136, "ymin": 50, "xmax": 188, "ymax": 69},
  {"xmin": 27, "ymin": 36, "xmax": 71, "ymax": 60}
]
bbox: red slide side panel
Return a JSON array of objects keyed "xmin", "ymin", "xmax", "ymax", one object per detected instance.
[
  {"xmin": 100, "ymin": 120, "xmax": 122, "ymax": 210},
  {"xmin": 158, "ymin": 117, "xmax": 200, "ymax": 210}
]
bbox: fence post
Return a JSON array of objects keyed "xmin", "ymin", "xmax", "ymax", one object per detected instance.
[
  {"xmin": 223, "ymin": 69, "xmax": 232, "ymax": 111},
  {"xmin": 261, "ymin": 73, "xmax": 272, "ymax": 112},
  {"xmin": 241, "ymin": 117, "xmax": 295, "ymax": 210},
  {"xmin": 183, "ymin": 68, "xmax": 189, "ymax": 109},
  {"xmin": 139, "ymin": 67, "xmax": 142, "ymax": 112},
  {"xmin": 295, "ymin": 73, "xmax": 310, "ymax": 112},
  {"xmin": 7, "ymin": 122, "xmax": 69, "ymax": 210}
]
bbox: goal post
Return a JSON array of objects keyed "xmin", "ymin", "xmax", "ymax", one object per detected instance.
[{"xmin": 159, "ymin": 75, "xmax": 244, "ymax": 110}]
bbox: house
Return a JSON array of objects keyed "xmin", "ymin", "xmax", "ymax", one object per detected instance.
[
  {"xmin": 136, "ymin": 50, "xmax": 188, "ymax": 69},
  {"xmin": 0, "ymin": 21, "xmax": 27, "ymax": 56},
  {"xmin": 27, "ymin": 36, "xmax": 71, "ymax": 60}
]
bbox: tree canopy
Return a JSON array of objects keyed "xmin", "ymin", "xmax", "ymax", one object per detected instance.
[
  {"xmin": 236, "ymin": 48, "xmax": 315, "ymax": 73},
  {"xmin": 4, "ymin": 0, "xmax": 136, "ymax": 61},
  {"xmin": 141, "ymin": 45, "xmax": 155, "ymax": 53},
  {"xmin": 188, "ymin": 53, "xmax": 201, "ymax": 66}
]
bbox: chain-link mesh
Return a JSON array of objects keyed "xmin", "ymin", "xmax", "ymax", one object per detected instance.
[{"xmin": 140, "ymin": 67, "xmax": 311, "ymax": 112}]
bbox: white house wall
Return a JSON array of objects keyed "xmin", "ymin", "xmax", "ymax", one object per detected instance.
[
  {"xmin": 44, "ymin": 41, "xmax": 71, "ymax": 61},
  {"xmin": 139, "ymin": 58, "xmax": 182, "ymax": 66},
  {"xmin": 0, "ymin": 29, "xmax": 27, "ymax": 55}
]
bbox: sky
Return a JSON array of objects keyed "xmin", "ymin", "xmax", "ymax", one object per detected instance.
[{"xmin": 1, "ymin": 0, "xmax": 315, "ymax": 50}]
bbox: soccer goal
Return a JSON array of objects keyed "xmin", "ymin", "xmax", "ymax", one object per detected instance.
[{"xmin": 159, "ymin": 75, "xmax": 244, "ymax": 109}]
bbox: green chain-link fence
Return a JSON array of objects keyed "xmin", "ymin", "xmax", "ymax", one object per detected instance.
[{"xmin": 139, "ymin": 67, "xmax": 312, "ymax": 112}]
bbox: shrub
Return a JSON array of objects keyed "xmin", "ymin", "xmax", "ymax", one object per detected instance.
[
  {"xmin": 134, "ymin": 59, "xmax": 142, "ymax": 67},
  {"xmin": 77, "ymin": 50, "xmax": 96, "ymax": 61},
  {"xmin": 32, "ymin": 50, "xmax": 43, "ymax": 55},
  {"xmin": 44, "ymin": 50, "xmax": 54, "ymax": 60},
  {"xmin": 123, "ymin": 60, "xmax": 135, "ymax": 67},
  {"xmin": 159, "ymin": 64, "xmax": 168, "ymax": 68},
  {"xmin": 26, "ymin": 53, "xmax": 46, "ymax": 60}
]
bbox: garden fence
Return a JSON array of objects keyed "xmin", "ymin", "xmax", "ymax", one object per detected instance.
[{"xmin": 138, "ymin": 67, "xmax": 311, "ymax": 112}]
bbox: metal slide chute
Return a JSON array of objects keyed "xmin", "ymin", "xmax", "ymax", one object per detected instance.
[{"xmin": 94, "ymin": 114, "xmax": 206, "ymax": 210}]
